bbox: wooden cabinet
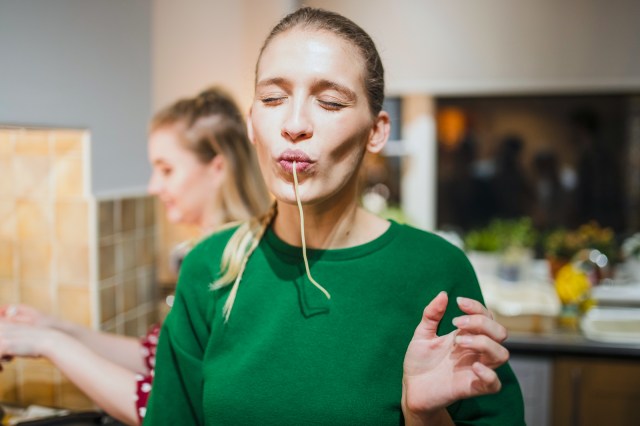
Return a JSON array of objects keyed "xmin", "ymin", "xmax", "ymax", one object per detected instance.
[{"xmin": 552, "ymin": 357, "xmax": 640, "ymax": 426}]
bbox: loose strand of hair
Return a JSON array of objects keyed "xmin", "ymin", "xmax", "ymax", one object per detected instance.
[{"xmin": 211, "ymin": 201, "xmax": 278, "ymax": 321}]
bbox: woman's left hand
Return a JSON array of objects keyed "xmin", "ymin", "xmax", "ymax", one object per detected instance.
[{"xmin": 402, "ymin": 291, "xmax": 509, "ymax": 421}]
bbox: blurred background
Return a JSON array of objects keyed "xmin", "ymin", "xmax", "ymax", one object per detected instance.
[{"xmin": 1, "ymin": 1, "xmax": 639, "ymax": 425}]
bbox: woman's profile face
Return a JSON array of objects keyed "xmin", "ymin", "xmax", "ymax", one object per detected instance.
[
  {"xmin": 249, "ymin": 28, "xmax": 377, "ymax": 207},
  {"xmin": 147, "ymin": 124, "xmax": 221, "ymax": 226}
]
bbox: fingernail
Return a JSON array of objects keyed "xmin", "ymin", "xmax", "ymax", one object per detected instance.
[
  {"xmin": 456, "ymin": 297, "xmax": 470, "ymax": 307},
  {"xmin": 452, "ymin": 316, "xmax": 469, "ymax": 327},
  {"xmin": 456, "ymin": 335, "xmax": 473, "ymax": 345}
]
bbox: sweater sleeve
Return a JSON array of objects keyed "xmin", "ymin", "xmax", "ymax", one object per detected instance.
[
  {"xmin": 144, "ymin": 243, "xmax": 215, "ymax": 426},
  {"xmin": 441, "ymin": 247, "xmax": 526, "ymax": 425}
]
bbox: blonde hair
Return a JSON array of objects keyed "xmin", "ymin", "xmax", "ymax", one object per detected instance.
[
  {"xmin": 151, "ymin": 86, "xmax": 270, "ymax": 225},
  {"xmin": 213, "ymin": 7, "xmax": 385, "ymax": 321}
]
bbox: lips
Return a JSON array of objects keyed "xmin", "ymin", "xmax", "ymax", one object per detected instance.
[{"xmin": 278, "ymin": 149, "xmax": 314, "ymax": 173}]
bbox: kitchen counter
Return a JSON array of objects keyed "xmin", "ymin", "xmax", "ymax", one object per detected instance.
[{"xmin": 505, "ymin": 328, "xmax": 640, "ymax": 358}]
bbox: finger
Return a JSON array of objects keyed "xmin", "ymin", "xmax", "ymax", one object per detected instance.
[
  {"xmin": 452, "ymin": 314, "xmax": 508, "ymax": 343},
  {"xmin": 472, "ymin": 362, "xmax": 502, "ymax": 394},
  {"xmin": 454, "ymin": 334, "xmax": 510, "ymax": 367},
  {"xmin": 413, "ymin": 291, "xmax": 448, "ymax": 339},
  {"xmin": 456, "ymin": 297, "xmax": 492, "ymax": 318}
]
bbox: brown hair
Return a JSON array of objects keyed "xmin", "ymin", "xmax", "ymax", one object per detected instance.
[{"xmin": 151, "ymin": 87, "xmax": 270, "ymax": 224}]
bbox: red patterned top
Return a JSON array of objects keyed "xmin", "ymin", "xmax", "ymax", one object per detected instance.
[{"xmin": 135, "ymin": 324, "xmax": 160, "ymax": 422}]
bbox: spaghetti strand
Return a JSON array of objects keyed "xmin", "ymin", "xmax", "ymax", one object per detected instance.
[{"xmin": 292, "ymin": 161, "xmax": 331, "ymax": 300}]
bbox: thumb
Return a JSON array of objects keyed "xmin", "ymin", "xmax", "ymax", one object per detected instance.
[{"xmin": 413, "ymin": 291, "xmax": 448, "ymax": 339}]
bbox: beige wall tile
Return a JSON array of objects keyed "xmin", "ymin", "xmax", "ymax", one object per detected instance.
[
  {"xmin": 124, "ymin": 317, "xmax": 139, "ymax": 337},
  {"xmin": 55, "ymin": 244, "xmax": 90, "ymax": 286},
  {"xmin": 20, "ymin": 359, "xmax": 57, "ymax": 407},
  {"xmin": 100, "ymin": 284, "xmax": 116, "ymax": 323},
  {"xmin": 121, "ymin": 236, "xmax": 136, "ymax": 273},
  {"xmin": 15, "ymin": 130, "xmax": 49, "ymax": 156},
  {"xmin": 13, "ymin": 156, "xmax": 51, "ymax": 198},
  {"xmin": 122, "ymin": 273, "xmax": 137, "ymax": 313},
  {"xmin": 0, "ymin": 158, "xmax": 13, "ymax": 196},
  {"xmin": 0, "ymin": 241, "xmax": 14, "ymax": 280},
  {"xmin": 0, "ymin": 198, "xmax": 16, "ymax": 241},
  {"xmin": 53, "ymin": 131, "xmax": 84, "ymax": 157},
  {"xmin": 57, "ymin": 286, "xmax": 91, "ymax": 326},
  {"xmin": 54, "ymin": 155, "xmax": 84, "ymax": 198},
  {"xmin": 17, "ymin": 199, "xmax": 50, "ymax": 241},
  {"xmin": 19, "ymin": 242, "xmax": 51, "ymax": 282},
  {"xmin": 137, "ymin": 268, "xmax": 155, "ymax": 306},
  {"xmin": 98, "ymin": 242, "xmax": 115, "ymax": 280},
  {"xmin": 0, "ymin": 280, "xmax": 18, "ymax": 305},
  {"xmin": 0, "ymin": 362, "xmax": 19, "ymax": 403},
  {"xmin": 57, "ymin": 378, "xmax": 94, "ymax": 410},
  {"xmin": 55, "ymin": 201, "xmax": 88, "ymax": 244},
  {"xmin": 20, "ymin": 283, "xmax": 53, "ymax": 315},
  {"xmin": 98, "ymin": 200, "xmax": 114, "ymax": 238},
  {"xmin": 0, "ymin": 129, "xmax": 16, "ymax": 157},
  {"xmin": 120, "ymin": 198, "xmax": 137, "ymax": 233},
  {"xmin": 144, "ymin": 197, "xmax": 156, "ymax": 227}
]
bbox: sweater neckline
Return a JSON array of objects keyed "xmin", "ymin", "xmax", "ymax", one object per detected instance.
[{"xmin": 263, "ymin": 219, "xmax": 400, "ymax": 261}]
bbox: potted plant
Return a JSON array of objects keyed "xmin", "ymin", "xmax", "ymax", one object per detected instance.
[
  {"xmin": 544, "ymin": 221, "xmax": 616, "ymax": 279},
  {"xmin": 465, "ymin": 218, "xmax": 537, "ymax": 280}
]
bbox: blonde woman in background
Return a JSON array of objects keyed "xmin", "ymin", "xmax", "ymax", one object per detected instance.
[
  {"xmin": 0, "ymin": 87, "xmax": 270, "ymax": 425},
  {"xmin": 145, "ymin": 7, "xmax": 525, "ymax": 426}
]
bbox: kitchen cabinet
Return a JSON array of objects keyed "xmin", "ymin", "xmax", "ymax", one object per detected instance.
[
  {"xmin": 507, "ymin": 331, "xmax": 640, "ymax": 426},
  {"xmin": 552, "ymin": 357, "xmax": 640, "ymax": 426}
]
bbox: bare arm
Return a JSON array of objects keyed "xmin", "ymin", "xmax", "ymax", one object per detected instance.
[
  {"xmin": 0, "ymin": 322, "xmax": 141, "ymax": 426},
  {"xmin": 0, "ymin": 304, "xmax": 145, "ymax": 373}
]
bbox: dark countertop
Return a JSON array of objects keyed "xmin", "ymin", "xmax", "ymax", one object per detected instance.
[{"xmin": 505, "ymin": 329, "xmax": 640, "ymax": 358}]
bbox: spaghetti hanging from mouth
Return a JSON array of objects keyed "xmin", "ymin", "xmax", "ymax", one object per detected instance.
[{"xmin": 292, "ymin": 161, "xmax": 331, "ymax": 300}]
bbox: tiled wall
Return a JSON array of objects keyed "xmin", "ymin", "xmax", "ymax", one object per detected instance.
[
  {"xmin": 97, "ymin": 197, "xmax": 157, "ymax": 337},
  {"xmin": 0, "ymin": 127, "xmax": 158, "ymax": 410}
]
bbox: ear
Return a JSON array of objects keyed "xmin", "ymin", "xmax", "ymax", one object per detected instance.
[
  {"xmin": 246, "ymin": 106, "xmax": 255, "ymax": 145},
  {"xmin": 366, "ymin": 111, "xmax": 390, "ymax": 155},
  {"xmin": 208, "ymin": 154, "xmax": 226, "ymax": 177}
]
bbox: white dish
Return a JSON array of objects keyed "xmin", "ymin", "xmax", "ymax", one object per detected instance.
[
  {"xmin": 591, "ymin": 284, "xmax": 640, "ymax": 306},
  {"xmin": 580, "ymin": 306, "xmax": 640, "ymax": 344}
]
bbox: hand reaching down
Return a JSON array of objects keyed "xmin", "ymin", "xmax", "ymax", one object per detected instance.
[
  {"xmin": 0, "ymin": 322, "xmax": 62, "ymax": 358},
  {"xmin": 0, "ymin": 304, "xmax": 54, "ymax": 328}
]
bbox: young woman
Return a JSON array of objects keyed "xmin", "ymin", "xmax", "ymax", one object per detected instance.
[
  {"xmin": 0, "ymin": 87, "xmax": 270, "ymax": 425},
  {"xmin": 144, "ymin": 8, "xmax": 525, "ymax": 426}
]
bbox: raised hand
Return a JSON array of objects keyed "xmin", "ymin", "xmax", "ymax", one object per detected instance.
[{"xmin": 402, "ymin": 291, "xmax": 509, "ymax": 420}]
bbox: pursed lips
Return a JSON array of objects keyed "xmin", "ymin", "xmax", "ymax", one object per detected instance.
[{"xmin": 278, "ymin": 149, "xmax": 314, "ymax": 173}]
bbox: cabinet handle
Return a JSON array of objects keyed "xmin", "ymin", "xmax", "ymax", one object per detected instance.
[{"xmin": 570, "ymin": 367, "xmax": 583, "ymax": 426}]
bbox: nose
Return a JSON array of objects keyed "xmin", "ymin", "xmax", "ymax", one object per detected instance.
[
  {"xmin": 281, "ymin": 99, "xmax": 313, "ymax": 142},
  {"xmin": 147, "ymin": 171, "xmax": 161, "ymax": 195}
]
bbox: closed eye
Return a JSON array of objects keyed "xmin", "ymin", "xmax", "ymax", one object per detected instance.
[
  {"xmin": 318, "ymin": 100, "xmax": 346, "ymax": 111},
  {"xmin": 261, "ymin": 97, "xmax": 286, "ymax": 106}
]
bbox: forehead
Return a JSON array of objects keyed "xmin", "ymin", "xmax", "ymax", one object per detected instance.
[{"xmin": 257, "ymin": 28, "xmax": 366, "ymax": 90}]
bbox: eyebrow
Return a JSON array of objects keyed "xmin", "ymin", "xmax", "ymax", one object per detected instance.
[
  {"xmin": 256, "ymin": 77, "xmax": 357, "ymax": 102},
  {"xmin": 313, "ymin": 79, "xmax": 357, "ymax": 102}
]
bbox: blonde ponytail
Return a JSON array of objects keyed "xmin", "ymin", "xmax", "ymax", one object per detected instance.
[{"xmin": 211, "ymin": 202, "xmax": 278, "ymax": 322}]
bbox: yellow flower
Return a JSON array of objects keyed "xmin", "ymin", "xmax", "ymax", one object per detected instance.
[{"xmin": 555, "ymin": 264, "xmax": 591, "ymax": 304}]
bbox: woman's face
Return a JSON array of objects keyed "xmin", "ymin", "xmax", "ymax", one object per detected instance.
[
  {"xmin": 147, "ymin": 124, "xmax": 222, "ymax": 226},
  {"xmin": 249, "ymin": 28, "xmax": 388, "ymax": 207}
]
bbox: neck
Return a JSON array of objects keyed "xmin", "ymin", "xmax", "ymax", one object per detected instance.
[
  {"xmin": 272, "ymin": 187, "xmax": 389, "ymax": 250},
  {"xmin": 198, "ymin": 202, "xmax": 226, "ymax": 237}
]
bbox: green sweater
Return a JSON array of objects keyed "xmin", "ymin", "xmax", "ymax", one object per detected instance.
[{"xmin": 145, "ymin": 221, "xmax": 525, "ymax": 425}]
